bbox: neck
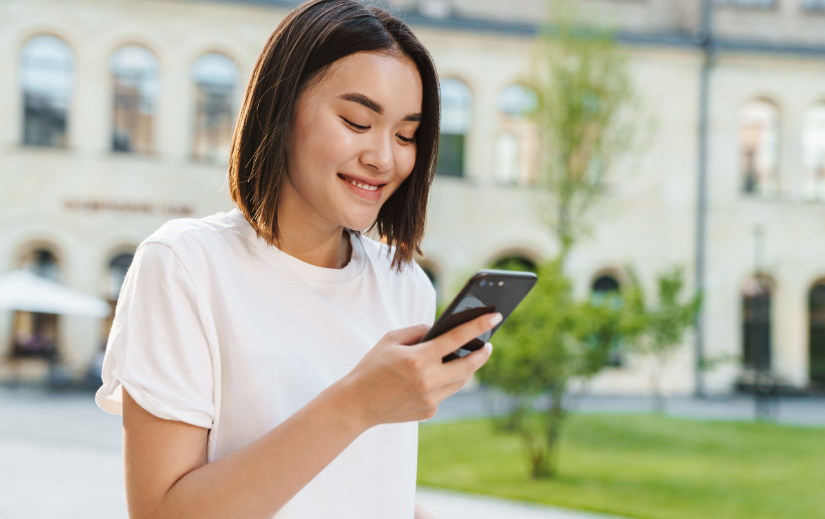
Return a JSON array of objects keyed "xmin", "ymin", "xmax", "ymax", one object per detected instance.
[{"xmin": 273, "ymin": 177, "xmax": 353, "ymax": 269}]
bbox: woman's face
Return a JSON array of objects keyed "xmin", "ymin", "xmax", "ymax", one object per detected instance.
[{"xmin": 285, "ymin": 51, "xmax": 423, "ymax": 232}]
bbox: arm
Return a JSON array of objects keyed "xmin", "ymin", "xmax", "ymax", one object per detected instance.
[
  {"xmin": 123, "ymin": 313, "xmax": 500, "ymax": 519},
  {"xmin": 123, "ymin": 377, "xmax": 365, "ymax": 519}
]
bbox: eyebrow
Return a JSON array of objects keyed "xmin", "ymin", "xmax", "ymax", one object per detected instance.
[{"xmin": 339, "ymin": 92, "xmax": 421, "ymax": 122}]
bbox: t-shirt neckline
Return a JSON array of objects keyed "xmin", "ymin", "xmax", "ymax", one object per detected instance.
[{"xmin": 227, "ymin": 208, "xmax": 366, "ymax": 283}]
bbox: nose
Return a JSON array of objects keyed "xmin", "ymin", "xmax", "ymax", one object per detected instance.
[{"xmin": 360, "ymin": 133, "xmax": 394, "ymax": 174}]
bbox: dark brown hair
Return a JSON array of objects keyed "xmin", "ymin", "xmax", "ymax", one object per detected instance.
[{"xmin": 228, "ymin": 0, "xmax": 440, "ymax": 270}]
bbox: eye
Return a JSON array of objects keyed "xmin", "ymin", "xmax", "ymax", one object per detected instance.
[
  {"xmin": 341, "ymin": 117, "xmax": 369, "ymax": 131},
  {"xmin": 396, "ymin": 134, "xmax": 415, "ymax": 144}
]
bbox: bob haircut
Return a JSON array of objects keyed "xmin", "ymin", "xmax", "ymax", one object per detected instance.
[{"xmin": 228, "ymin": 0, "xmax": 440, "ymax": 270}]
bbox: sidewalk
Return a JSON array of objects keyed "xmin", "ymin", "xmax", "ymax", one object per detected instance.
[
  {"xmin": 0, "ymin": 387, "xmax": 627, "ymax": 519},
  {"xmin": 433, "ymin": 388, "xmax": 825, "ymax": 426},
  {"xmin": 417, "ymin": 487, "xmax": 628, "ymax": 519},
  {"xmin": 4, "ymin": 386, "xmax": 821, "ymax": 518}
]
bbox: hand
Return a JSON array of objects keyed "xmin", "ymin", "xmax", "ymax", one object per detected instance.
[{"xmin": 340, "ymin": 312, "xmax": 501, "ymax": 428}]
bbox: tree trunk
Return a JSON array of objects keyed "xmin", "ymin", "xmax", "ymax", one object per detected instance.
[
  {"xmin": 522, "ymin": 420, "xmax": 548, "ymax": 478},
  {"xmin": 651, "ymin": 352, "xmax": 665, "ymax": 414},
  {"xmin": 535, "ymin": 389, "xmax": 566, "ymax": 478},
  {"xmin": 504, "ymin": 396, "xmax": 527, "ymax": 432}
]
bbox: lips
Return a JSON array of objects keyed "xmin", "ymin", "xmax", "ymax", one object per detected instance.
[{"xmin": 338, "ymin": 173, "xmax": 386, "ymax": 201}]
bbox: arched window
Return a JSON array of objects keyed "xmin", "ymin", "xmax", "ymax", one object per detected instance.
[
  {"xmin": 810, "ymin": 283, "xmax": 825, "ymax": 385},
  {"xmin": 191, "ymin": 53, "xmax": 239, "ymax": 163},
  {"xmin": 497, "ymin": 83, "xmax": 538, "ymax": 118},
  {"xmin": 800, "ymin": 103, "xmax": 825, "ymax": 202},
  {"xmin": 19, "ymin": 35, "xmax": 75, "ymax": 147},
  {"xmin": 417, "ymin": 262, "xmax": 440, "ymax": 303},
  {"xmin": 591, "ymin": 274, "xmax": 622, "ymax": 366},
  {"xmin": 495, "ymin": 83, "xmax": 538, "ymax": 186},
  {"xmin": 12, "ymin": 248, "xmax": 61, "ymax": 360},
  {"xmin": 437, "ymin": 78, "xmax": 472, "ymax": 178},
  {"xmin": 107, "ymin": 253, "xmax": 133, "ymax": 300},
  {"xmin": 102, "ymin": 253, "xmax": 134, "ymax": 348},
  {"xmin": 592, "ymin": 274, "xmax": 620, "ymax": 297},
  {"xmin": 739, "ymin": 100, "xmax": 779, "ymax": 197},
  {"xmin": 22, "ymin": 248, "xmax": 60, "ymax": 281},
  {"xmin": 110, "ymin": 45, "xmax": 160, "ymax": 154},
  {"xmin": 489, "ymin": 255, "xmax": 537, "ymax": 273},
  {"xmin": 742, "ymin": 276, "xmax": 772, "ymax": 371}
]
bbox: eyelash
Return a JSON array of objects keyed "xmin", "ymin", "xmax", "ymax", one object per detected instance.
[{"xmin": 341, "ymin": 117, "xmax": 414, "ymax": 144}]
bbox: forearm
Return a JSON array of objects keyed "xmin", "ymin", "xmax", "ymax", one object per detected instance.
[{"xmin": 155, "ymin": 378, "xmax": 368, "ymax": 519}]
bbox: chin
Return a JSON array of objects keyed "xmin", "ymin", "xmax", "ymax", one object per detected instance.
[
  {"xmin": 336, "ymin": 211, "xmax": 379, "ymax": 233},
  {"xmin": 344, "ymin": 220, "xmax": 376, "ymax": 233}
]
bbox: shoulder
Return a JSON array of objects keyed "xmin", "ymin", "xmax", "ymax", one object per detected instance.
[
  {"xmin": 137, "ymin": 211, "xmax": 244, "ymax": 269},
  {"xmin": 131, "ymin": 211, "xmax": 243, "ymax": 281},
  {"xmin": 142, "ymin": 211, "xmax": 239, "ymax": 251}
]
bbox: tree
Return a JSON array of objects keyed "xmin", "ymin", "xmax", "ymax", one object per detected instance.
[
  {"xmin": 479, "ymin": 260, "xmax": 632, "ymax": 477},
  {"xmin": 476, "ymin": 0, "xmax": 643, "ymax": 479},
  {"xmin": 532, "ymin": 0, "xmax": 639, "ymax": 260},
  {"xmin": 626, "ymin": 267, "xmax": 702, "ymax": 413}
]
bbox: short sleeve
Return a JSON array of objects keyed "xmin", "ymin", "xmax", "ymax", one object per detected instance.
[{"xmin": 95, "ymin": 241, "xmax": 215, "ymax": 429}]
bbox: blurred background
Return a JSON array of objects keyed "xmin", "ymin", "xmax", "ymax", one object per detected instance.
[{"xmin": 1, "ymin": 0, "xmax": 824, "ymax": 518}]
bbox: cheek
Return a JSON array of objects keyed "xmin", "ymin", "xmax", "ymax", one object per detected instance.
[
  {"xmin": 291, "ymin": 112, "xmax": 354, "ymax": 183},
  {"xmin": 395, "ymin": 145, "xmax": 418, "ymax": 182}
]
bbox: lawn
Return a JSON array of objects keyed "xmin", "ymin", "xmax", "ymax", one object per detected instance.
[{"xmin": 417, "ymin": 414, "xmax": 825, "ymax": 519}]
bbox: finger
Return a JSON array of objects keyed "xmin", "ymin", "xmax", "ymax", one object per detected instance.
[
  {"xmin": 427, "ymin": 376, "xmax": 472, "ymax": 408},
  {"xmin": 425, "ymin": 313, "xmax": 502, "ymax": 359},
  {"xmin": 384, "ymin": 323, "xmax": 432, "ymax": 346},
  {"xmin": 443, "ymin": 342, "xmax": 493, "ymax": 384}
]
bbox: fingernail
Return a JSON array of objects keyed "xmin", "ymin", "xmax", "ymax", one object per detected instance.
[
  {"xmin": 486, "ymin": 342, "xmax": 493, "ymax": 353},
  {"xmin": 489, "ymin": 313, "xmax": 503, "ymax": 326}
]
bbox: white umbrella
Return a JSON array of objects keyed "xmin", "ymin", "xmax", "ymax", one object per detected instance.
[{"xmin": 0, "ymin": 270, "xmax": 110, "ymax": 318}]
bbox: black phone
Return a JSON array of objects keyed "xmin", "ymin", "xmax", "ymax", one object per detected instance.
[{"xmin": 419, "ymin": 269, "xmax": 537, "ymax": 362}]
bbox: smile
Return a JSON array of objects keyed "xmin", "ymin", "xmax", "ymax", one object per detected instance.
[
  {"xmin": 337, "ymin": 173, "xmax": 386, "ymax": 201},
  {"xmin": 344, "ymin": 178, "xmax": 379, "ymax": 191}
]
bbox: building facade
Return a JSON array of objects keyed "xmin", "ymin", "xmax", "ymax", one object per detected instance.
[{"xmin": 2, "ymin": 0, "xmax": 825, "ymax": 395}]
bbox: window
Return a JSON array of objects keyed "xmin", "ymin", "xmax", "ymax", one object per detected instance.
[
  {"xmin": 191, "ymin": 53, "xmax": 239, "ymax": 163},
  {"xmin": 110, "ymin": 45, "xmax": 160, "ymax": 154},
  {"xmin": 801, "ymin": 103, "xmax": 825, "ymax": 201},
  {"xmin": 495, "ymin": 83, "xmax": 538, "ymax": 186},
  {"xmin": 12, "ymin": 249, "xmax": 61, "ymax": 360},
  {"xmin": 19, "ymin": 35, "xmax": 75, "ymax": 147},
  {"xmin": 592, "ymin": 275, "xmax": 620, "ymax": 296},
  {"xmin": 810, "ymin": 283, "xmax": 825, "ymax": 386},
  {"xmin": 107, "ymin": 253, "xmax": 133, "ymax": 301},
  {"xmin": 497, "ymin": 83, "xmax": 538, "ymax": 118},
  {"xmin": 592, "ymin": 275, "xmax": 623, "ymax": 366},
  {"xmin": 742, "ymin": 276, "xmax": 772, "ymax": 371},
  {"xmin": 417, "ymin": 262, "xmax": 440, "ymax": 302},
  {"xmin": 489, "ymin": 255, "xmax": 537, "ymax": 273},
  {"xmin": 437, "ymin": 78, "xmax": 472, "ymax": 178},
  {"xmin": 102, "ymin": 253, "xmax": 134, "ymax": 347},
  {"xmin": 739, "ymin": 100, "xmax": 779, "ymax": 197}
]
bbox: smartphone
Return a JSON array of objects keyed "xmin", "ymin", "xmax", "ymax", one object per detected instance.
[{"xmin": 420, "ymin": 269, "xmax": 537, "ymax": 362}]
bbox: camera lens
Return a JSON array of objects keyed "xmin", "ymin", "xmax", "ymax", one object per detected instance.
[{"xmin": 480, "ymin": 281, "xmax": 486, "ymax": 286}]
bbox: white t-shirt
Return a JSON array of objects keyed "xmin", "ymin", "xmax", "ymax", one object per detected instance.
[{"xmin": 96, "ymin": 208, "xmax": 436, "ymax": 518}]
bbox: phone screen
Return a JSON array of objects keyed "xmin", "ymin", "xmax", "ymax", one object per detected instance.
[{"xmin": 419, "ymin": 270, "xmax": 537, "ymax": 362}]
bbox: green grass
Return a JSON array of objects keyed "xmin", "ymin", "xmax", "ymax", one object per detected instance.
[{"xmin": 417, "ymin": 414, "xmax": 825, "ymax": 519}]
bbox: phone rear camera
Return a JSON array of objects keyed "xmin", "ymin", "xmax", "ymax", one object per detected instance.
[{"xmin": 480, "ymin": 281, "xmax": 486, "ymax": 286}]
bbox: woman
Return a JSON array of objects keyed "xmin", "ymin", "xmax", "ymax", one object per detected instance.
[{"xmin": 96, "ymin": 1, "xmax": 498, "ymax": 518}]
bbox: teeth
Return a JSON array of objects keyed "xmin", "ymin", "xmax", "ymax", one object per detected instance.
[{"xmin": 347, "ymin": 178, "xmax": 379, "ymax": 191}]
